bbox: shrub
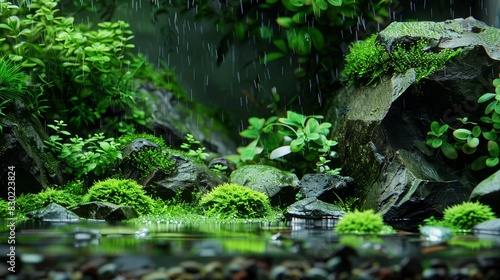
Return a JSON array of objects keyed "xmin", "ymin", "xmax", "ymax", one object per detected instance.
[
  {"xmin": 83, "ymin": 178, "xmax": 155, "ymax": 214},
  {"xmin": 0, "ymin": 199, "xmax": 9, "ymax": 219},
  {"xmin": 16, "ymin": 187, "xmax": 82, "ymax": 214},
  {"xmin": 442, "ymin": 201, "xmax": 496, "ymax": 230},
  {"xmin": 335, "ymin": 209, "xmax": 385, "ymax": 234},
  {"xmin": 199, "ymin": 183, "xmax": 271, "ymax": 219}
]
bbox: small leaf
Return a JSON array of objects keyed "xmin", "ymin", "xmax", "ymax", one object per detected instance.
[
  {"xmin": 276, "ymin": 17, "xmax": 293, "ymax": 28},
  {"xmin": 327, "ymin": 0, "xmax": 342, "ymax": 6},
  {"xmin": 248, "ymin": 117, "xmax": 265, "ymax": 130},
  {"xmin": 471, "ymin": 156, "xmax": 488, "ymax": 170},
  {"xmin": 290, "ymin": 137, "xmax": 305, "ymax": 152},
  {"xmin": 488, "ymin": 140, "xmax": 500, "ymax": 158},
  {"xmin": 493, "ymin": 78, "xmax": 500, "ymax": 87},
  {"xmin": 478, "ymin": 93, "xmax": 496, "ymax": 103},
  {"xmin": 485, "ymin": 100, "xmax": 498, "ymax": 114},
  {"xmin": 486, "ymin": 157, "xmax": 499, "ymax": 167},
  {"xmin": 472, "ymin": 126, "xmax": 482, "ymax": 137},
  {"xmin": 441, "ymin": 142, "xmax": 458, "ymax": 159},
  {"xmin": 430, "ymin": 121, "xmax": 440, "ymax": 133},
  {"xmin": 240, "ymin": 129, "xmax": 259, "ymax": 139},
  {"xmin": 270, "ymin": 146, "xmax": 292, "ymax": 159},
  {"xmin": 430, "ymin": 138, "xmax": 442, "ymax": 148},
  {"xmin": 467, "ymin": 136, "xmax": 479, "ymax": 148},
  {"xmin": 308, "ymin": 28, "xmax": 324, "ymax": 51},
  {"xmin": 273, "ymin": 39, "xmax": 288, "ymax": 53},
  {"xmin": 453, "ymin": 129, "xmax": 471, "ymax": 141},
  {"xmin": 260, "ymin": 52, "xmax": 285, "ymax": 64},
  {"xmin": 483, "ymin": 131, "xmax": 497, "ymax": 141},
  {"xmin": 462, "ymin": 144, "xmax": 476, "ymax": 154}
]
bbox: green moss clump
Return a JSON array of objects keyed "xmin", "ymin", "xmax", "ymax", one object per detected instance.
[
  {"xmin": 443, "ymin": 201, "xmax": 496, "ymax": 230},
  {"xmin": 335, "ymin": 209, "xmax": 386, "ymax": 234},
  {"xmin": 16, "ymin": 187, "xmax": 82, "ymax": 214},
  {"xmin": 83, "ymin": 178, "xmax": 155, "ymax": 215},
  {"xmin": 199, "ymin": 183, "xmax": 271, "ymax": 219},
  {"xmin": 342, "ymin": 34, "xmax": 460, "ymax": 86},
  {"xmin": 128, "ymin": 148, "xmax": 175, "ymax": 179}
]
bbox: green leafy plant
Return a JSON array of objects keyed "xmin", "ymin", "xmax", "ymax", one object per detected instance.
[
  {"xmin": 343, "ymin": 35, "xmax": 461, "ymax": 86},
  {"xmin": 237, "ymin": 110, "xmax": 340, "ymax": 176},
  {"xmin": 335, "ymin": 209, "xmax": 392, "ymax": 234},
  {"xmin": 16, "ymin": 187, "xmax": 82, "ymax": 214},
  {"xmin": 442, "ymin": 201, "xmax": 496, "ymax": 231},
  {"xmin": 83, "ymin": 178, "xmax": 155, "ymax": 215},
  {"xmin": 0, "ymin": 199, "xmax": 9, "ymax": 219},
  {"xmin": 181, "ymin": 133, "xmax": 208, "ymax": 161},
  {"xmin": 199, "ymin": 183, "xmax": 272, "ymax": 219},
  {"xmin": 426, "ymin": 78, "xmax": 500, "ymax": 170},
  {"xmin": 44, "ymin": 120, "xmax": 122, "ymax": 178}
]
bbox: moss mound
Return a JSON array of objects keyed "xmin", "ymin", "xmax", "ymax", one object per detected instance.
[
  {"xmin": 83, "ymin": 178, "xmax": 155, "ymax": 215},
  {"xmin": 0, "ymin": 199, "xmax": 9, "ymax": 219},
  {"xmin": 443, "ymin": 201, "xmax": 496, "ymax": 230},
  {"xmin": 199, "ymin": 183, "xmax": 271, "ymax": 219},
  {"xmin": 16, "ymin": 187, "xmax": 82, "ymax": 214},
  {"xmin": 335, "ymin": 209, "xmax": 385, "ymax": 234}
]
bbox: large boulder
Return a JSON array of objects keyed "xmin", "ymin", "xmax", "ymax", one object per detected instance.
[
  {"xmin": 71, "ymin": 201, "xmax": 139, "ymax": 221},
  {"xmin": 286, "ymin": 197, "xmax": 345, "ymax": 219},
  {"xmin": 470, "ymin": 170, "xmax": 500, "ymax": 215},
  {"xmin": 299, "ymin": 174, "xmax": 355, "ymax": 203},
  {"xmin": 327, "ymin": 18, "xmax": 500, "ymax": 224},
  {"xmin": 26, "ymin": 203, "xmax": 80, "ymax": 222},
  {"xmin": 229, "ymin": 165, "xmax": 301, "ymax": 207}
]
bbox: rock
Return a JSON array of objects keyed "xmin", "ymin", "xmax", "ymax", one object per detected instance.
[
  {"xmin": 286, "ymin": 197, "xmax": 344, "ymax": 219},
  {"xmin": 300, "ymin": 174, "xmax": 354, "ymax": 203},
  {"xmin": 472, "ymin": 218, "xmax": 500, "ymax": 235},
  {"xmin": 136, "ymin": 82, "xmax": 237, "ymax": 155},
  {"xmin": 229, "ymin": 164, "xmax": 300, "ymax": 207},
  {"xmin": 419, "ymin": 226, "xmax": 453, "ymax": 241},
  {"xmin": 327, "ymin": 18, "xmax": 500, "ymax": 225},
  {"xmin": 470, "ymin": 170, "xmax": 500, "ymax": 215},
  {"xmin": 0, "ymin": 103, "xmax": 64, "ymax": 199},
  {"xmin": 26, "ymin": 203, "xmax": 80, "ymax": 222},
  {"xmin": 378, "ymin": 17, "xmax": 500, "ymax": 61},
  {"xmin": 145, "ymin": 153, "xmax": 224, "ymax": 201},
  {"xmin": 70, "ymin": 201, "xmax": 139, "ymax": 220}
]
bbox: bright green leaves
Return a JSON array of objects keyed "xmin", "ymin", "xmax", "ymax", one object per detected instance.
[
  {"xmin": 236, "ymin": 111, "xmax": 340, "ymax": 176},
  {"xmin": 427, "ymin": 78, "xmax": 500, "ymax": 171}
]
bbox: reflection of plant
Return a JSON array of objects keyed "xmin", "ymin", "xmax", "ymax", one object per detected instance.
[
  {"xmin": 0, "ymin": 199, "xmax": 9, "ymax": 218},
  {"xmin": 335, "ymin": 209, "xmax": 388, "ymax": 234},
  {"xmin": 426, "ymin": 78, "xmax": 500, "ymax": 170},
  {"xmin": 16, "ymin": 187, "xmax": 82, "ymax": 214},
  {"xmin": 83, "ymin": 178, "xmax": 155, "ymax": 215},
  {"xmin": 343, "ymin": 35, "xmax": 461, "ymax": 86},
  {"xmin": 44, "ymin": 120, "xmax": 122, "ymax": 179},
  {"xmin": 199, "ymin": 183, "xmax": 271, "ymax": 219},
  {"xmin": 181, "ymin": 133, "xmax": 208, "ymax": 161},
  {"xmin": 237, "ymin": 111, "xmax": 340, "ymax": 176}
]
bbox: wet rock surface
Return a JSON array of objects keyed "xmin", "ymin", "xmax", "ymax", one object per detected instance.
[
  {"xmin": 26, "ymin": 203, "xmax": 80, "ymax": 222},
  {"xmin": 299, "ymin": 174, "xmax": 354, "ymax": 203},
  {"xmin": 286, "ymin": 197, "xmax": 345, "ymax": 218},
  {"xmin": 71, "ymin": 201, "xmax": 139, "ymax": 220},
  {"xmin": 229, "ymin": 164, "xmax": 301, "ymax": 207},
  {"xmin": 470, "ymin": 170, "xmax": 500, "ymax": 216}
]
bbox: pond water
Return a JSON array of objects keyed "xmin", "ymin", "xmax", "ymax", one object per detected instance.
[{"xmin": 2, "ymin": 218, "xmax": 500, "ymax": 279}]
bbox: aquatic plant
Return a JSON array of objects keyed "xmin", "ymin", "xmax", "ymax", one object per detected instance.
[
  {"xmin": 335, "ymin": 209, "xmax": 387, "ymax": 234},
  {"xmin": 83, "ymin": 178, "xmax": 155, "ymax": 215},
  {"xmin": 16, "ymin": 187, "xmax": 82, "ymax": 214},
  {"xmin": 342, "ymin": 35, "xmax": 461, "ymax": 86},
  {"xmin": 237, "ymin": 110, "xmax": 340, "ymax": 176},
  {"xmin": 199, "ymin": 183, "xmax": 272, "ymax": 219},
  {"xmin": 44, "ymin": 120, "xmax": 122, "ymax": 179},
  {"xmin": 426, "ymin": 77, "xmax": 500, "ymax": 170},
  {"xmin": 442, "ymin": 201, "xmax": 496, "ymax": 230}
]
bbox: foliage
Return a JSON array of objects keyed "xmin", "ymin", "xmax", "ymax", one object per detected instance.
[
  {"xmin": 199, "ymin": 183, "xmax": 272, "ymax": 219},
  {"xmin": 426, "ymin": 78, "xmax": 500, "ymax": 170},
  {"xmin": 342, "ymin": 35, "xmax": 461, "ymax": 86},
  {"xmin": 236, "ymin": 110, "xmax": 340, "ymax": 176},
  {"xmin": 181, "ymin": 133, "xmax": 208, "ymax": 161},
  {"xmin": 126, "ymin": 147, "xmax": 175, "ymax": 179},
  {"xmin": 16, "ymin": 187, "xmax": 82, "ymax": 214},
  {"xmin": 0, "ymin": 0, "xmax": 145, "ymax": 133},
  {"xmin": 44, "ymin": 120, "xmax": 122, "ymax": 179},
  {"xmin": 335, "ymin": 209, "xmax": 388, "ymax": 234},
  {"xmin": 0, "ymin": 199, "xmax": 9, "ymax": 218},
  {"xmin": 83, "ymin": 178, "xmax": 155, "ymax": 215},
  {"xmin": 442, "ymin": 201, "xmax": 496, "ymax": 230}
]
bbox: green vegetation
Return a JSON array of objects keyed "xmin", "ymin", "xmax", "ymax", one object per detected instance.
[
  {"xmin": 424, "ymin": 201, "xmax": 496, "ymax": 231},
  {"xmin": 0, "ymin": 199, "xmax": 9, "ymax": 219},
  {"xmin": 126, "ymin": 147, "xmax": 175, "ymax": 179},
  {"xmin": 16, "ymin": 187, "xmax": 82, "ymax": 213},
  {"xmin": 44, "ymin": 120, "xmax": 122, "ymax": 179},
  {"xmin": 118, "ymin": 133, "xmax": 168, "ymax": 150},
  {"xmin": 343, "ymin": 34, "xmax": 461, "ymax": 86},
  {"xmin": 181, "ymin": 133, "xmax": 208, "ymax": 161},
  {"xmin": 199, "ymin": 183, "xmax": 272, "ymax": 219},
  {"xmin": 426, "ymin": 78, "xmax": 500, "ymax": 170},
  {"xmin": 235, "ymin": 110, "xmax": 340, "ymax": 176},
  {"xmin": 335, "ymin": 209, "xmax": 393, "ymax": 234},
  {"xmin": 83, "ymin": 178, "xmax": 155, "ymax": 215}
]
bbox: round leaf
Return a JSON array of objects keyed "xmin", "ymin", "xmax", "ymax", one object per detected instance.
[
  {"xmin": 488, "ymin": 140, "xmax": 500, "ymax": 158},
  {"xmin": 441, "ymin": 142, "xmax": 458, "ymax": 159},
  {"xmin": 467, "ymin": 136, "xmax": 479, "ymax": 148},
  {"xmin": 486, "ymin": 157, "xmax": 499, "ymax": 167},
  {"xmin": 290, "ymin": 138, "xmax": 305, "ymax": 152},
  {"xmin": 471, "ymin": 156, "xmax": 488, "ymax": 170},
  {"xmin": 453, "ymin": 129, "xmax": 471, "ymax": 141}
]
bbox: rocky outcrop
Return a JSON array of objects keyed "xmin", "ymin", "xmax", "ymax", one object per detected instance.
[
  {"xmin": 26, "ymin": 203, "xmax": 79, "ymax": 222},
  {"xmin": 286, "ymin": 197, "xmax": 345, "ymax": 219},
  {"xmin": 71, "ymin": 201, "xmax": 139, "ymax": 220},
  {"xmin": 299, "ymin": 174, "xmax": 354, "ymax": 203},
  {"xmin": 470, "ymin": 170, "xmax": 500, "ymax": 215},
  {"xmin": 229, "ymin": 165, "xmax": 301, "ymax": 207},
  {"xmin": 328, "ymin": 17, "xmax": 500, "ymax": 224}
]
